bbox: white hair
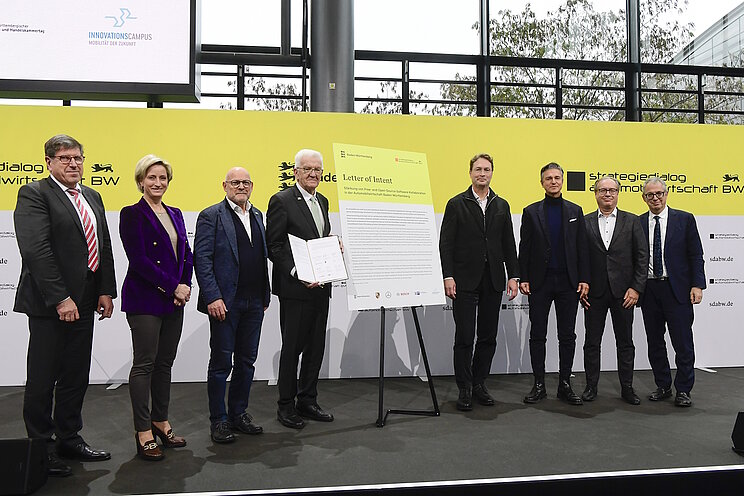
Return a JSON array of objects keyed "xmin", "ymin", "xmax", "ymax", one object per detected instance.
[{"xmin": 294, "ymin": 149, "xmax": 323, "ymax": 169}]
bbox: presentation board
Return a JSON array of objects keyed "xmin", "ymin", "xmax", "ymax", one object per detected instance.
[{"xmin": 334, "ymin": 143, "xmax": 445, "ymax": 311}]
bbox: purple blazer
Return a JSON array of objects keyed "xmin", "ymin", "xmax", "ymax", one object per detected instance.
[{"xmin": 119, "ymin": 197, "xmax": 193, "ymax": 315}]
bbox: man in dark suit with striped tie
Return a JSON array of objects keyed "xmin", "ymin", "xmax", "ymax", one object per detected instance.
[
  {"xmin": 639, "ymin": 177, "xmax": 705, "ymax": 408},
  {"xmin": 14, "ymin": 135, "xmax": 117, "ymax": 477}
]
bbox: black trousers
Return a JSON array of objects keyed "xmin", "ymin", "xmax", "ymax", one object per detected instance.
[
  {"xmin": 583, "ymin": 291, "xmax": 636, "ymax": 389},
  {"xmin": 528, "ymin": 270, "xmax": 579, "ymax": 382},
  {"xmin": 640, "ymin": 279, "xmax": 695, "ymax": 393},
  {"xmin": 277, "ymin": 294, "xmax": 330, "ymax": 412},
  {"xmin": 23, "ymin": 275, "xmax": 97, "ymax": 448},
  {"xmin": 127, "ymin": 310, "xmax": 184, "ymax": 432},
  {"xmin": 452, "ymin": 268, "xmax": 502, "ymax": 389}
]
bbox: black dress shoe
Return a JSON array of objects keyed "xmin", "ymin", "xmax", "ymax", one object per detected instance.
[
  {"xmin": 277, "ymin": 409, "xmax": 306, "ymax": 429},
  {"xmin": 581, "ymin": 386, "xmax": 597, "ymax": 402},
  {"xmin": 557, "ymin": 380, "xmax": 583, "ymax": 405},
  {"xmin": 472, "ymin": 384, "xmax": 495, "ymax": 406},
  {"xmin": 523, "ymin": 382, "xmax": 547, "ymax": 404},
  {"xmin": 648, "ymin": 386, "xmax": 673, "ymax": 401},
  {"xmin": 211, "ymin": 421, "xmax": 236, "ymax": 443},
  {"xmin": 47, "ymin": 452, "xmax": 72, "ymax": 477},
  {"xmin": 456, "ymin": 388, "xmax": 473, "ymax": 411},
  {"xmin": 675, "ymin": 391, "xmax": 692, "ymax": 407},
  {"xmin": 297, "ymin": 404, "xmax": 334, "ymax": 422},
  {"xmin": 230, "ymin": 413, "xmax": 263, "ymax": 434},
  {"xmin": 57, "ymin": 441, "xmax": 111, "ymax": 461},
  {"xmin": 621, "ymin": 387, "xmax": 641, "ymax": 405}
]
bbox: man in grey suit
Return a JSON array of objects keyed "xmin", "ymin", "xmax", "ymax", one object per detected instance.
[
  {"xmin": 195, "ymin": 167, "xmax": 271, "ymax": 443},
  {"xmin": 581, "ymin": 176, "xmax": 648, "ymax": 405},
  {"xmin": 14, "ymin": 134, "xmax": 116, "ymax": 477},
  {"xmin": 266, "ymin": 149, "xmax": 334, "ymax": 429}
]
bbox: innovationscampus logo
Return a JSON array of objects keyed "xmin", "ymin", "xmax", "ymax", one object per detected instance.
[
  {"xmin": 90, "ymin": 8, "xmax": 151, "ymax": 47},
  {"xmin": 105, "ymin": 8, "xmax": 137, "ymax": 28}
]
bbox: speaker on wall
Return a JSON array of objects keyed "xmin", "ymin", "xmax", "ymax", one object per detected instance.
[{"xmin": 0, "ymin": 438, "xmax": 48, "ymax": 495}]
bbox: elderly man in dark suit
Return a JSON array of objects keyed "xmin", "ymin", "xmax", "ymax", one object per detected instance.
[
  {"xmin": 581, "ymin": 176, "xmax": 648, "ymax": 405},
  {"xmin": 266, "ymin": 149, "xmax": 333, "ymax": 429},
  {"xmin": 14, "ymin": 134, "xmax": 116, "ymax": 477},
  {"xmin": 439, "ymin": 153, "xmax": 519, "ymax": 411},
  {"xmin": 519, "ymin": 162, "xmax": 590, "ymax": 406},
  {"xmin": 195, "ymin": 167, "xmax": 271, "ymax": 443},
  {"xmin": 639, "ymin": 177, "xmax": 705, "ymax": 407}
]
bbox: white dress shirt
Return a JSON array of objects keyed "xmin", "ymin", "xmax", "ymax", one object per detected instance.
[
  {"xmin": 49, "ymin": 174, "xmax": 98, "ymax": 241},
  {"xmin": 296, "ymin": 182, "xmax": 325, "ymax": 233},
  {"xmin": 647, "ymin": 206, "xmax": 669, "ymax": 278},
  {"xmin": 471, "ymin": 187, "xmax": 488, "ymax": 215},
  {"xmin": 226, "ymin": 197, "xmax": 253, "ymax": 244},
  {"xmin": 597, "ymin": 208, "xmax": 617, "ymax": 250}
]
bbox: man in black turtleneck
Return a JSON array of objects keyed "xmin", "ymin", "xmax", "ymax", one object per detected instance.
[{"xmin": 518, "ymin": 162, "xmax": 590, "ymax": 405}]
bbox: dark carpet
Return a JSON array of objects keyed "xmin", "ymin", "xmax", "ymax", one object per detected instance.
[{"xmin": 1, "ymin": 368, "xmax": 743, "ymax": 495}]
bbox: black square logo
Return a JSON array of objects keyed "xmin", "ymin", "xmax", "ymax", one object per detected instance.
[
  {"xmin": 710, "ymin": 234, "xmax": 715, "ymax": 239},
  {"xmin": 566, "ymin": 171, "xmax": 586, "ymax": 191},
  {"xmin": 710, "ymin": 278, "xmax": 715, "ymax": 284},
  {"xmin": 501, "ymin": 304, "xmax": 507, "ymax": 310}
]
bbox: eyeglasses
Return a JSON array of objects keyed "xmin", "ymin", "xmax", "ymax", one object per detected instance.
[
  {"xmin": 52, "ymin": 155, "xmax": 85, "ymax": 165},
  {"xmin": 228, "ymin": 179, "xmax": 253, "ymax": 188},
  {"xmin": 596, "ymin": 188, "xmax": 618, "ymax": 195},
  {"xmin": 643, "ymin": 191, "xmax": 666, "ymax": 200},
  {"xmin": 297, "ymin": 167, "xmax": 323, "ymax": 175}
]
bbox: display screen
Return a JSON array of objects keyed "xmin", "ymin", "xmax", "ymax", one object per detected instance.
[{"xmin": 0, "ymin": 0, "xmax": 199, "ymax": 101}]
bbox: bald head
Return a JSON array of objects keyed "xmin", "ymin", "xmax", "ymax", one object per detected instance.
[
  {"xmin": 223, "ymin": 167, "xmax": 253, "ymax": 210},
  {"xmin": 224, "ymin": 167, "xmax": 248, "ymax": 181}
]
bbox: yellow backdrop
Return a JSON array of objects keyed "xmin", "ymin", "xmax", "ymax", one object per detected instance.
[{"xmin": 1, "ymin": 105, "xmax": 742, "ymax": 215}]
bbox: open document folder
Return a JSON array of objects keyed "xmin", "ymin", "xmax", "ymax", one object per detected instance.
[{"xmin": 288, "ymin": 234, "xmax": 349, "ymax": 284}]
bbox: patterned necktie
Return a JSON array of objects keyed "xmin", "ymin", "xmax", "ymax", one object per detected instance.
[
  {"xmin": 67, "ymin": 189, "xmax": 99, "ymax": 272},
  {"xmin": 653, "ymin": 215, "xmax": 662, "ymax": 278},
  {"xmin": 309, "ymin": 196, "xmax": 324, "ymax": 237}
]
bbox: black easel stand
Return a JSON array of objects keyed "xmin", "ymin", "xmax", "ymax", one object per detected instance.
[{"xmin": 376, "ymin": 306, "xmax": 440, "ymax": 427}]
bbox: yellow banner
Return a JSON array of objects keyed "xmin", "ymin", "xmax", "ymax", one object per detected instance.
[{"xmin": 1, "ymin": 105, "xmax": 743, "ymax": 214}]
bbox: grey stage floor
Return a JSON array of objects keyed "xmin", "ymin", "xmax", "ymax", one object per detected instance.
[{"xmin": 1, "ymin": 369, "xmax": 744, "ymax": 495}]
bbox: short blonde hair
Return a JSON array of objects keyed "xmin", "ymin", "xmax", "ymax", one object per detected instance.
[{"xmin": 134, "ymin": 154, "xmax": 173, "ymax": 193}]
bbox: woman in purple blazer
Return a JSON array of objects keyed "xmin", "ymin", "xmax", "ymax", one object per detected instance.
[{"xmin": 119, "ymin": 155, "xmax": 193, "ymax": 461}]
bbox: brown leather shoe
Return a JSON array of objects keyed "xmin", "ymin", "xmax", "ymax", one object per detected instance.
[
  {"xmin": 152, "ymin": 423, "xmax": 186, "ymax": 448},
  {"xmin": 135, "ymin": 433, "xmax": 164, "ymax": 461}
]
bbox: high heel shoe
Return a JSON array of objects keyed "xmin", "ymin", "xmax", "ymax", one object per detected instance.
[
  {"xmin": 135, "ymin": 433, "xmax": 164, "ymax": 461},
  {"xmin": 151, "ymin": 423, "xmax": 187, "ymax": 448}
]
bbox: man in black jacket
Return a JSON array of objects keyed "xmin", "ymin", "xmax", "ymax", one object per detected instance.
[
  {"xmin": 519, "ymin": 162, "xmax": 590, "ymax": 406},
  {"xmin": 582, "ymin": 176, "xmax": 648, "ymax": 405},
  {"xmin": 439, "ymin": 153, "xmax": 519, "ymax": 411},
  {"xmin": 266, "ymin": 149, "xmax": 333, "ymax": 429}
]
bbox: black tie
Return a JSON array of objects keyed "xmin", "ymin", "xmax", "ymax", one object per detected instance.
[{"xmin": 653, "ymin": 215, "xmax": 663, "ymax": 278}]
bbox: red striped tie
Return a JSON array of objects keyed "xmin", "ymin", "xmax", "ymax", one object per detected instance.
[{"xmin": 67, "ymin": 189, "xmax": 99, "ymax": 272}]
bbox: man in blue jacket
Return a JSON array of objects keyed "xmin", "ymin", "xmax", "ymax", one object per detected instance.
[
  {"xmin": 639, "ymin": 177, "xmax": 705, "ymax": 407},
  {"xmin": 194, "ymin": 167, "xmax": 271, "ymax": 443}
]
